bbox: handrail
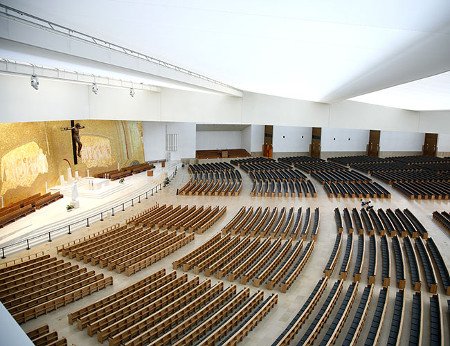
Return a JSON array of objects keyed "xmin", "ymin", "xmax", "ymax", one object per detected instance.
[
  {"xmin": 0, "ymin": 4, "xmax": 236, "ymax": 90},
  {"xmin": 0, "ymin": 166, "xmax": 179, "ymax": 259}
]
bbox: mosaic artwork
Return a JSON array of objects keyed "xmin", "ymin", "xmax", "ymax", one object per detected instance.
[{"xmin": 1, "ymin": 142, "xmax": 48, "ymax": 194}]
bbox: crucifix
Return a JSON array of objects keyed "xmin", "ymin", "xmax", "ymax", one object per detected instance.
[{"xmin": 62, "ymin": 120, "xmax": 85, "ymax": 164}]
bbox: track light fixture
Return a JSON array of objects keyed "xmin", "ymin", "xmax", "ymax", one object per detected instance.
[
  {"xmin": 91, "ymin": 82, "xmax": 98, "ymax": 94},
  {"xmin": 30, "ymin": 74, "xmax": 39, "ymax": 90},
  {"xmin": 130, "ymin": 87, "xmax": 135, "ymax": 97}
]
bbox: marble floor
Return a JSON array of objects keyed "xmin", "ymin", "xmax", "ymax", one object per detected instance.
[{"xmin": 0, "ymin": 159, "xmax": 448, "ymax": 346}]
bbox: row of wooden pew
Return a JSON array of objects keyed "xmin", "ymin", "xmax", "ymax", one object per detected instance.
[
  {"xmin": 220, "ymin": 206, "xmax": 320, "ymax": 241},
  {"xmin": 57, "ymin": 204, "xmax": 225, "ymax": 276},
  {"xmin": 231, "ymin": 157, "xmax": 318, "ymax": 198},
  {"xmin": 433, "ymin": 210, "xmax": 450, "ymax": 231},
  {"xmin": 250, "ymin": 179, "xmax": 317, "ymax": 197},
  {"xmin": 336, "ymin": 207, "xmax": 449, "ymax": 294},
  {"xmin": 179, "ymin": 163, "xmax": 242, "ymax": 196},
  {"xmin": 393, "ymin": 181, "xmax": 450, "ymax": 199},
  {"xmin": 279, "ymin": 156, "xmax": 347, "ymax": 173},
  {"xmin": 0, "ymin": 192, "xmax": 63, "ymax": 228},
  {"xmin": 173, "ymin": 231, "xmax": 314, "ymax": 293},
  {"xmin": 95, "ymin": 162, "xmax": 155, "ymax": 180},
  {"xmin": 26, "ymin": 324, "xmax": 67, "ymax": 346},
  {"xmin": 279, "ymin": 280, "xmax": 444, "ymax": 346},
  {"xmin": 328, "ymin": 155, "xmax": 449, "ymax": 200},
  {"xmin": 68, "ymin": 269, "xmax": 277, "ymax": 346},
  {"xmin": 324, "ymin": 180, "xmax": 390, "ymax": 198},
  {"xmin": 0, "ymin": 254, "xmax": 112, "ymax": 324}
]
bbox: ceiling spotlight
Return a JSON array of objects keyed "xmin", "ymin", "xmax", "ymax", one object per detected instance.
[
  {"xmin": 91, "ymin": 82, "xmax": 98, "ymax": 94},
  {"xmin": 30, "ymin": 74, "xmax": 39, "ymax": 90},
  {"xmin": 130, "ymin": 87, "xmax": 135, "ymax": 97}
]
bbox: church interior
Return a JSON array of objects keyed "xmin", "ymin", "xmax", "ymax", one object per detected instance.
[{"xmin": 0, "ymin": 1, "xmax": 449, "ymax": 346}]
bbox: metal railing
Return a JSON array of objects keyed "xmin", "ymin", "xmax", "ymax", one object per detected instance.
[
  {"xmin": 0, "ymin": 167, "xmax": 178, "ymax": 259},
  {"xmin": 0, "ymin": 4, "xmax": 236, "ymax": 90}
]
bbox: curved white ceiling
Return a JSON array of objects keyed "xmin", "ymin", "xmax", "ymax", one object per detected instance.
[{"xmin": 2, "ymin": 0, "xmax": 450, "ymax": 108}]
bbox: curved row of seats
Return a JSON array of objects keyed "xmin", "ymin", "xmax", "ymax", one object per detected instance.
[
  {"xmin": 386, "ymin": 289, "xmax": 405, "ymax": 346},
  {"xmin": 393, "ymin": 181, "xmax": 450, "ymax": 200},
  {"xmin": 432, "ymin": 210, "xmax": 450, "ymax": 231},
  {"xmin": 250, "ymin": 179, "xmax": 316, "ymax": 198},
  {"xmin": 271, "ymin": 277, "xmax": 328, "ymax": 345},
  {"xmin": 173, "ymin": 233, "xmax": 314, "ymax": 293},
  {"xmin": 363, "ymin": 287, "xmax": 388, "ymax": 346},
  {"xmin": 68, "ymin": 269, "xmax": 277, "ymax": 346},
  {"xmin": 323, "ymin": 180, "xmax": 390, "ymax": 199},
  {"xmin": 220, "ymin": 206, "xmax": 319, "ymax": 241},
  {"xmin": 327, "ymin": 155, "xmax": 450, "ymax": 201},
  {"xmin": 426, "ymin": 237, "xmax": 450, "ymax": 295},
  {"xmin": 310, "ymin": 169, "xmax": 370, "ymax": 183},
  {"xmin": 279, "ymin": 157, "xmax": 347, "ymax": 173},
  {"xmin": 380, "ymin": 235, "xmax": 391, "ymax": 287},
  {"xmin": 26, "ymin": 324, "xmax": 67, "ymax": 346},
  {"xmin": 180, "ymin": 164, "xmax": 242, "ymax": 196},
  {"xmin": 0, "ymin": 254, "xmax": 112, "ymax": 324},
  {"xmin": 0, "ymin": 192, "xmax": 63, "ymax": 228},
  {"xmin": 57, "ymin": 204, "xmax": 225, "ymax": 276},
  {"xmin": 339, "ymin": 233, "xmax": 353, "ymax": 280},
  {"xmin": 323, "ymin": 233, "xmax": 342, "ymax": 277},
  {"xmin": 231, "ymin": 157, "xmax": 318, "ymax": 198}
]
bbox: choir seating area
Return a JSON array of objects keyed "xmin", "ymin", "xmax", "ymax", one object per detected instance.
[
  {"xmin": 0, "ymin": 192, "xmax": 63, "ymax": 228},
  {"xmin": 95, "ymin": 162, "xmax": 155, "ymax": 180},
  {"xmin": 279, "ymin": 156, "xmax": 390, "ymax": 199},
  {"xmin": 329, "ymin": 155, "xmax": 450, "ymax": 200},
  {"xmin": 196, "ymin": 149, "xmax": 251, "ymax": 159}
]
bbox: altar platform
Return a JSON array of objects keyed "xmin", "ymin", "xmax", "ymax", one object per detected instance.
[{"xmin": 0, "ymin": 161, "xmax": 180, "ymax": 249}]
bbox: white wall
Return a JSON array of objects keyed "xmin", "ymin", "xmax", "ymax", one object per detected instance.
[
  {"xmin": 418, "ymin": 111, "xmax": 450, "ymax": 134},
  {"xmin": 438, "ymin": 133, "xmax": 450, "ymax": 153},
  {"xmin": 1, "ymin": 74, "xmax": 450, "ymax": 135},
  {"xmin": 196, "ymin": 131, "xmax": 242, "ymax": 150},
  {"xmin": 242, "ymin": 92, "xmax": 329, "ymax": 127},
  {"xmin": 241, "ymin": 126, "xmax": 252, "ymax": 153},
  {"xmin": 251, "ymin": 125, "xmax": 265, "ymax": 152},
  {"xmin": 321, "ymin": 127, "xmax": 369, "ymax": 152},
  {"xmin": 273, "ymin": 126, "xmax": 311, "ymax": 152},
  {"xmin": 167, "ymin": 122, "xmax": 196, "ymax": 160},
  {"xmin": 380, "ymin": 131, "xmax": 425, "ymax": 152},
  {"xmin": 143, "ymin": 121, "xmax": 196, "ymax": 161},
  {"xmin": 329, "ymin": 101, "xmax": 420, "ymax": 132},
  {"xmin": 143, "ymin": 122, "xmax": 166, "ymax": 161}
]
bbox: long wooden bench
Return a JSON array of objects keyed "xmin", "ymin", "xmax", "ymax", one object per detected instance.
[
  {"xmin": 298, "ymin": 280, "xmax": 343, "ymax": 345},
  {"xmin": 341, "ymin": 284, "xmax": 374, "ymax": 345},
  {"xmin": 26, "ymin": 324, "xmax": 67, "ymax": 346},
  {"xmin": 272, "ymin": 277, "xmax": 328, "ymax": 346},
  {"xmin": 320, "ymin": 282, "xmax": 359, "ymax": 345}
]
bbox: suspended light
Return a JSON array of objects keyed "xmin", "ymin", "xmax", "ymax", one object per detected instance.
[
  {"xmin": 130, "ymin": 87, "xmax": 135, "ymax": 97},
  {"xmin": 30, "ymin": 74, "xmax": 39, "ymax": 90},
  {"xmin": 91, "ymin": 82, "xmax": 98, "ymax": 94}
]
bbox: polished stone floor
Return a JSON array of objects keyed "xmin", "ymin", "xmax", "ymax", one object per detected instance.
[{"xmin": 1, "ymin": 159, "xmax": 448, "ymax": 346}]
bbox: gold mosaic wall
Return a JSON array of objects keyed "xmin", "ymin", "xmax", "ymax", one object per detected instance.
[{"xmin": 0, "ymin": 120, "xmax": 145, "ymax": 205}]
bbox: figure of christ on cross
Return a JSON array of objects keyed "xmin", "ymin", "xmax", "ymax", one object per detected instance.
[{"xmin": 62, "ymin": 121, "xmax": 85, "ymax": 162}]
